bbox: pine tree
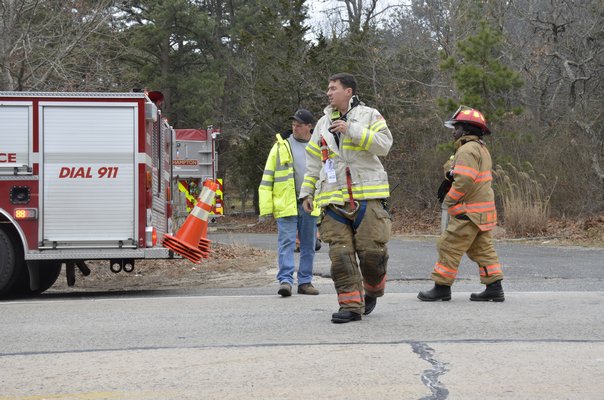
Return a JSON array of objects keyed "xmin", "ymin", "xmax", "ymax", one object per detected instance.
[{"xmin": 440, "ymin": 20, "xmax": 523, "ymax": 120}]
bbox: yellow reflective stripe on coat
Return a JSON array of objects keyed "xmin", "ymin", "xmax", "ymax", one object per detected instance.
[
  {"xmin": 315, "ymin": 184, "xmax": 390, "ymax": 206},
  {"xmin": 259, "ymin": 168, "xmax": 275, "ymax": 188},
  {"xmin": 358, "ymin": 120, "xmax": 385, "ymax": 149},
  {"xmin": 302, "ymin": 175, "xmax": 317, "ymax": 191},
  {"xmin": 306, "ymin": 140, "xmax": 322, "ymax": 158},
  {"xmin": 341, "ymin": 138, "xmax": 364, "ymax": 151}
]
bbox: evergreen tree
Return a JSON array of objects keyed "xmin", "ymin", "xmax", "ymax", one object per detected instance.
[
  {"xmin": 118, "ymin": 0, "xmax": 223, "ymax": 128},
  {"xmin": 222, "ymin": 0, "xmax": 314, "ymax": 211},
  {"xmin": 440, "ymin": 20, "xmax": 523, "ymax": 120}
]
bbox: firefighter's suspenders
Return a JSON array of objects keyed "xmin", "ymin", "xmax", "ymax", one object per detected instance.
[
  {"xmin": 321, "ymin": 136, "xmax": 357, "ymax": 212},
  {"xmin": 325, "ymin": 200, "xmax": 367, "ymax": 232}
]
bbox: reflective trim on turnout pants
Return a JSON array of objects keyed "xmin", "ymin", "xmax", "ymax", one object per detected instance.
[
  {"xmin": 320, "ymin": 199, "xmax": 391, "ymax": 313},
  {"xmin": 432, "ymin": 217, "xmax": 503, "ymax": 286}
]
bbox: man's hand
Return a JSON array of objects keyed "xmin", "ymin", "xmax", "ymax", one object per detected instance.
[
  {"xmin": 329, "ymin": 119, "xmax": 348, "ymax": 134},
  {"xmin": 258, "ymin": 214, "xmax": 273, "ymax": 223},
  {"xmin": 302, "ymin": 196, "xmax": 314, "ymax": 213}
]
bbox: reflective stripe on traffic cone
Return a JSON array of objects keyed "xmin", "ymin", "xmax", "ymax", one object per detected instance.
[{"xmin": 162, "ymin": 182, "xmax": 216, "ymax": 263}]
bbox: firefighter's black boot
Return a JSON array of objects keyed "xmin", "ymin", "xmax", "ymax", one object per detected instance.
[
  {"xmin": 331, "ymin": 310, "xmax": 362, "ymax": 324},
  {"xmin": 417, "ymin": 284, "xmax": 451, "ymax": 301},
  {"xmin": 363, "ymin": 295, "xmax": 377, "ymax": 315},
  {"xmin": 470, "ymin": 280, "xmax": 505, "ymax": 302}
]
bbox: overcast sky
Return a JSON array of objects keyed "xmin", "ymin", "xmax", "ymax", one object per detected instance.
[{"xmin": 305, "ymin": 0, "xmax": 405, "ymax": 39}]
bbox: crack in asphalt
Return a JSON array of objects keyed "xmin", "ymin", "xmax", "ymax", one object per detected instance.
[
  {"xmin": 410, "ymin": 341, "xmax": 449, "ymax": 400},
  {"xmin": 1, "ymin": 338, "xmax": 603, "ymax": 357}
]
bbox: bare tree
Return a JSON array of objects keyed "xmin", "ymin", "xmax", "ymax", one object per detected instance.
[
  {"xmin": 509, "ymin": 0, "xmax": 604, "ymax": 187},
  {"xmin": 314, "ymin": 0, "xmax": 398, "ymax": 36},
  {"xmin": 0, "ymin": 0, "xmax": 125, "ymax": 91}
]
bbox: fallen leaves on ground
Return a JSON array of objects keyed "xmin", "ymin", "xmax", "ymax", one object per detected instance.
[{"xmin": 48, "ymin": 242, "xmax": 276, "ymax": 294}]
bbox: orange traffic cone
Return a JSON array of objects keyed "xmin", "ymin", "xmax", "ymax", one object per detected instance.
[{"xmin": 162, "ymin": 181, "xmax": 217, "ymax": 263}]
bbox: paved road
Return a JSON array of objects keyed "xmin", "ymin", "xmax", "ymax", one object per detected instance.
[
  {"xmin": 1, "ymin": 234, "xmax": 603, "ymax": 399},
  {"xmin": 210, "ymin": 232, "xmax": 604, "ymax": 292}
]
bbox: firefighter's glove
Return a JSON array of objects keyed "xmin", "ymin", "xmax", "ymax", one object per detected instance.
[
  {"xmin": 302, "ymin": 196, "xmax": 314, "ymax": 213},
  {"xmin": 445, "ymin": 170, "xmax": 454, "ymax": 181},
  {"xmin": 437, "ymin": 179, "xmax": 452, "ymax": 203}
]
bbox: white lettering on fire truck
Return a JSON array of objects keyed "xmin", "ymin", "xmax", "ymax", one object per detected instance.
[
  {"xmin": 59, "ymin": 166, "xmax": 119, "ymax": 179},
  {"xmin": 0, "ymin": 153, "xmax": 17, "ymax": 163},
  {"xmin": 172, "ymin": 159, "xmax": 198, "ymax": 166}
]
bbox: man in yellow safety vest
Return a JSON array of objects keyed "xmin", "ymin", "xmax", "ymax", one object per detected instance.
[{"xmin": 259, "ymin": 109, "xmax": 322, "ymax": 297}]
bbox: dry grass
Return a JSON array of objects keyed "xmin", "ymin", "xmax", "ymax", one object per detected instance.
[
  {"xmin": 494, "ymin": 163, "xmax": 554, "ymax": 237},
  {"xmin": 222, "ymin": 205, "xmax": 603, "ymax": 247},
  {"xmin": 544, "ymin": 214, "xmax": 604, "ymax": 246}
]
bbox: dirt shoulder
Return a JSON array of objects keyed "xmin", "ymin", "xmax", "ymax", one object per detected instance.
[{"xmin": 48, "ymin": 242, "xmax": 276, "ymax": 294}]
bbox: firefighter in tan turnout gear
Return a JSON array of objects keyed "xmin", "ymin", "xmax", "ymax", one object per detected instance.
[
  {"xmin": 418, "ymin": 106, "xmax": 504, "ymax": 302},
  {"xmin": 301, "ymin": 73, "xmax": 393, "ymax": 323}
]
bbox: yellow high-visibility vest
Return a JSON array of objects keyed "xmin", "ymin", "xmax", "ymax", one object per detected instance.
[{"xmin": 259, "ymin": 133, "xmax": 320, "ymax": 218}]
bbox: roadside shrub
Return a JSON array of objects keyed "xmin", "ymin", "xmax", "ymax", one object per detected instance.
[{"xmin": 494, "ymin": 163, "xmax": 554, "ymax": 236}]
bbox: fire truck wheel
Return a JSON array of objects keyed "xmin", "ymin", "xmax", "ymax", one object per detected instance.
[
  {"xmin": 26, "ymin": 261, "xmax": 62, "ymax": 296},
  {"xmin": 0, "ymin": 227, "xmax": 23, "ymax": 297},
  {"xmin": 9, "ymin": 260, "xmax": 62, "ymax": 297}
]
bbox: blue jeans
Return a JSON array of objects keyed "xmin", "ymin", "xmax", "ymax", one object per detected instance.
[{"xmin": 276, "ymin": 203, "xmax": 318, "ymax": 285}]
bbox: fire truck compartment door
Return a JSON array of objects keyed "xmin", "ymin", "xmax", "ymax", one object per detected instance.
[
  {"xmin": 0, "ymin": 103, "xmax": 31, "ymax": 174},
  {"xmin": 42, "ymin": 105, "xmax": 136, "ymax": 243}
]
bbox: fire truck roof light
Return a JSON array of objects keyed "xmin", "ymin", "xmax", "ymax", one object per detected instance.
[{"xmin": 14, "ymin": 208, "xmax": 37, "ymax": 220}]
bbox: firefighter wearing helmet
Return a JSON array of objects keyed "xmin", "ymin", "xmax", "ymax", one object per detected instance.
[{"xmin": 418, "ymin": 106, "xmax": 505, "ymax": 302}]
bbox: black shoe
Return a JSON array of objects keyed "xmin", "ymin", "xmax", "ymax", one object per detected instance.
[
  {"xmin": 331, "ymin": 311, "xmax": 362, "ymax": 324},
  {"xmin": 417, "ymin": 284, "xmax": 452, "ymax": 301},
  {"xmin": 278, "ymin": 282, "xmax": 292, "ymax": 297},
  {"xmin": 363, "ymin": 295, "xmax": 377, "ymax": 315},
  {"xmin": 470, "ymin": 280, "xmax": 505, "ymax": 302}
]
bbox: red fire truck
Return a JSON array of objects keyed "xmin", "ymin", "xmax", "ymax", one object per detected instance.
[{"xmin": 0, "ymin": 91, "xmax": 176, "ymax": 297}]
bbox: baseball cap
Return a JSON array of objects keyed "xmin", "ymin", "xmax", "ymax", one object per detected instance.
[{"xmin": 289, "ymin": 108, "xmax": 314, "ymax": 125}]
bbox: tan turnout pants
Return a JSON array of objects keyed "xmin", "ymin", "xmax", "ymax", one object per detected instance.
[
  {"xmin": 320, "ymin": 200, "xmax": 391, "ymax": 314},
  {"xmin": 432, "ymin": 216, "xmax": 503, "ymax": 286}
]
